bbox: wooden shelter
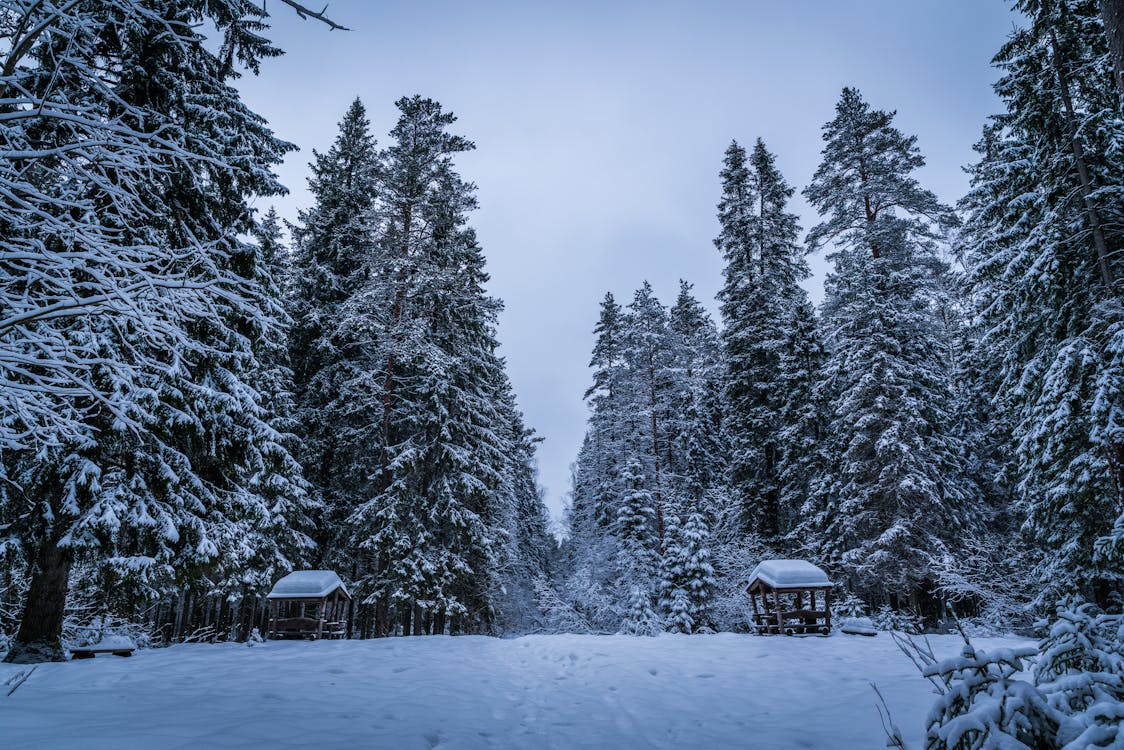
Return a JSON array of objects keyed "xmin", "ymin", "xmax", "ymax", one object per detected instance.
[
  {"xmin": 746, "ymin": 559, "xmax": 833, "ymax": 636},
  {"xmin": 266, "ymin": 570, "xmax": 351, "ymax": 640}
]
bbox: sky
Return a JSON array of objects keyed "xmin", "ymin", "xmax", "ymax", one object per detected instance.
[{"xmin": 234, "ymin": 0, "xmax": 1020, "ymax": 525}]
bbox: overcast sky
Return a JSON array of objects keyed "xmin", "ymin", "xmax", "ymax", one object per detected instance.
[{"xmin": 235, "ymin": 1, "xmax": 1019, "ymax": 524}]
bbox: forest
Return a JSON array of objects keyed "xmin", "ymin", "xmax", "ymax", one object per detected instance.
[{"xmin": 1, "ymin": 1, "xmax": 1124, "ymax": 747}]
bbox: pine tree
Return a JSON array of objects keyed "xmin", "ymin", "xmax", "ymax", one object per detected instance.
[
  {"xmin": 615, "ymin": 457, "xmax": 659, "ymax": 591},
  {"xmin": 224, "ymin": 210, "xmax": 315, "ymax": 631},
  {"xmin": 620, "ymin": 584, "xmax": 662, "ymax": 637},
  {"xmin": 715, "ymin": 139, "xmax": 810, "ymax": 537},
  {"xmin": 582, "ymin": 293, "xmax": 630, "ymax": 532},
  {"xmin": 964, "ymin": 0, "xmax": 1124, "ymax": 604},
  {"xmin": 666, "ymin": 281, "xmax": 725, "ymax": 512},
  {"xmin": 776, "ymin": 300, "xmax": 827, "ymax": 538},
  {"xmin": 803, "ymin": 88, "xmax": 968, "ymax": 614},
  {"xmin": 659, "ymin": 511, "xmax": 715, "ymax": 632},
  {"xmin": 3, "ymin": 2, "xmax": 307, "ymax": 662},
  {"xmin": 622, "ymin": 282, "xmax": 673, "ymax": 546},
  {"xmin": 287, "ymin": 98, "xmax": 382, "ymax": 576},
  {"xmin": 348, "ymin": 96, "xmax": 525, "ymax": 636}
]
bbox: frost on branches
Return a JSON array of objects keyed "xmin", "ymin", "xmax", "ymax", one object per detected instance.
[{"xmin": 0, "ymin": 0, "xmax": 322, "ymax": 663}]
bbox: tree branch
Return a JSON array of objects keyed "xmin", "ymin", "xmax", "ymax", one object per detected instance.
[{"xmin": 274, "ymin": 0, "xmax": 349, "ymax": 31}]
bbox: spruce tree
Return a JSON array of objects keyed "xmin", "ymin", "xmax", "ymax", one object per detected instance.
[
  {"xmin": 615, "ymin": 457, "xmax": 659, "ymax": 591},
  {"xmin": 666, "ymin": 281, "xmax": 725, "ymax": 512},
  {"xmin": 776, "ymin": 300, "xmax": 827, "ymax": 538},
  {"xmin": 716, "ymin": 139, "xmax": 811, "ymax": 537},
  {"xmin": 287, "ymin": 98, "xmax": 382, "ymax": 575},
  {"xmin": 964, "ymin": 0, "xmax": 1124, "ymax": 603},
  {"xmin": 658, "ymin": 511, "xmax": 715, "ymax": 631},
  {"xmin": 803, "ymin": 88, "xmax": 968, "ymax": 614},
  {"xmin": 348, "ymin": 96, "xmax": 526, "ymax": 636},
  {"xmin": 622, "ymin": 282, "xmax": 673, "ymax": 546},
  {"xmin": 3, "ymin": 2, "xmax": 308, "ymax": 662}
]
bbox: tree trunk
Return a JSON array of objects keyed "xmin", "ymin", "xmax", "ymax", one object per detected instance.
[
  {"xmin": 1049, "ymin": 29, "xmax": 1116, "ymax": 290},
  {"xmin": 4, "ymin": 536, "xmax": 72, "ymax": 663},
  {"xmin": 647, "ymin": 351, "xmax": 664, "ymax": 547},
  {"xmin": 433, "ymin": 608, "xmax": 446, "ymax": 636},
  {"xmin": 1101, "ymin": 0, "xmax": 1124, "ymax": 96}
]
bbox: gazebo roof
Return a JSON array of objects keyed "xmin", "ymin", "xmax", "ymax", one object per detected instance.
[
  {"xmin": 748, "ymin": 559, "xmax": 832, "ymax": 590},
  {"xmin": 266, "ymin": 570, "xmax": 351, "ymax": 600}
]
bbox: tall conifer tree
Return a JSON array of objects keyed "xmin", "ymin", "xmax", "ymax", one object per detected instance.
[{"xmin": 803, "ymin": 88, "xmax": 968, "ymax": 613}]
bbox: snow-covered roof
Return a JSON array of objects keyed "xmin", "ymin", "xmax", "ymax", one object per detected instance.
[
  {"xmin": 748, "ymin": 559, "xmax": 832, "ymax": 590},
  {"xmin": 267, "ymin": 570, "xmax": 350, "ymax": 600}
]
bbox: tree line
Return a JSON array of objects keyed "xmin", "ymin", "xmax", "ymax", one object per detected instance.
[
  {"xmin": 0, "ymin": 2, "xmax": 551, "ymax": 663},
  {"xmin": 553, "ymin": 0, "xmax": 1124, "ymax": 639}
]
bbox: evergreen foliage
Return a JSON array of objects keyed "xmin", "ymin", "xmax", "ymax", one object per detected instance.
[{"xmin": 803, "ymin": 87, "xmax": 969, "ymax": 609}]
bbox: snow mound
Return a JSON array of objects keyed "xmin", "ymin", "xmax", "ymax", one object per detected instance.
[
  {"xmin": 748, "ymin": 559, "xmax": 832, "ymax": 589},
  {"xmin": 266, "ymin": 570, "xmax": 348, "ymax": 599},
  {"xmin": 840, "ymin": 617, "xmax": 878, "ymax": 636},
  {"xmin": 87, "ymin": 635, "xmax": 136, "ymax": 650}
]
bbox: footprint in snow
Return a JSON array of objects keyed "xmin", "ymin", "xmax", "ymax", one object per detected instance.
[
  {"xmin": 392, "ymin": 666, "xmax": 409, "ymax": 673},
  {"xmin": 648, "ymin": 668, "xmax": 659, "ymax": 676}
]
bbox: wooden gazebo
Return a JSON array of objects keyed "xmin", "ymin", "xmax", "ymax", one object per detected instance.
[
  {"xmin": 747, "ymin": 559, "xmax": 833, "ymax": 636},
  {"xmin": 266, "ymin": 570, "xmax": 351, "ymax": 640}
]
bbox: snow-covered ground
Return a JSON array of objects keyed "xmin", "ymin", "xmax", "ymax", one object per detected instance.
[{"xmin": 1, "ymin": 632, "xmax": 1026, "ymax": 749}]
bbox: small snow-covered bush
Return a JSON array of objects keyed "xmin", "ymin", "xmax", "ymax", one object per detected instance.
[
  {"xmin": 708, "ymin": 527, "xmax": 776, "ymax": 631},
  {"xmin": 67, "ymin": 616, "xmax": 150, "ymax": 650},
  {"xmin": 884, "ymin": 600, "xmax": 1124, "ymax": 750},
  {"xmin": 872, "ymin": 604, "xmax": 921, "ymax": 634},
  {"xmin": 534, "ymin": 577, "xmax": 596, "ymax": 634},
  {"xmin": 836, "ymin": 591, "xmax": 869, "ymax": 618},
  {"xmin": 1035, "ymin": 602, "xmax": 1124, "ymax": 748}
]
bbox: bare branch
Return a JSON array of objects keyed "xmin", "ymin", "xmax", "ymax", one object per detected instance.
[{"xmin": 274, "ymin": 0, "xmax": 349, "ymax": 31}]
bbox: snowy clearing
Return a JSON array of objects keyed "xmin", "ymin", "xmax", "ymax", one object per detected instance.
[{"xmin": 0, "ymin": 632, "xmax": 1028, "ymax": 749}]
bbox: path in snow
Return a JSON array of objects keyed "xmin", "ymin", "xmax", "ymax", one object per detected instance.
[{"xmin": 0, "ymin": 632, "xmax": 1025, "ymax": 749}]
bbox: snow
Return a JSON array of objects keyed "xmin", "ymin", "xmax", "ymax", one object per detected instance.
[
  {"xmin": 839, "ymin": 617, "xmax": 878, "ymax": 636},
  {"xmin": 0, "ymin": 632, "xmax": 1028, "ymax": 749},
  {"xmin": 748, "ymin": 559, "xmax": 832, "ymax": 589},
  {"xmin": 74, "ymin": 635, "xmax": 136, "ymax": 651},
  {"xmin": 266, "ymin": 570, "xmax": 348, "ymax": 599}
]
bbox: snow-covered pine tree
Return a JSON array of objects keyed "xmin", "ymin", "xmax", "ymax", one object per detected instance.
[
  {"xmin": 491, "ymin": 391, "xmax": 556, "ymax": 633},
  {"xmin": 3, "ymin": 2, "xmax": 312, "ymax": 662},
  {"xmin": 620, "ymin": 584, "xmax": 662, "ymax": 637},
  {"xmin": 348, "ymin": 96, "xmax": 530, "ymax": 637},
  {"xmin": 665, "ymin": 281, "xmax": 726, "ymax": 513},
  {"xmin": 622, "ymin": 282, "xmax": 674, "ymax": 548},
  {"xmin": 561, "ymin": 293, "xmax": 637, "ymax": 630},
  {"xmin": 564, "ymin": 281, "xmax": 725, "ymax": 629},
  {"xmin": 223, "ymin": 209, "xmax": 316, "ymax": 638},
  {"xmin": 715, "ymin": 139, "xmax": 811, "ymax": 538},
  {"xmin": 287, "ymin": 98, "xmax": 382, "ymax": 585},
  {"xmin": 776, "ymin": 300, "xmax": 828, "ymax": 541},
  {"xmin": 580, "ymin": 293, "xmax": 631, "ymax": 534},
  {"xmin": 964, "ymin": 0, "xmax": 1124, "ymax": 605},
  {"xmin": 802, "ymin": 88, "xmax": 969, "ymax": 617},
  {"xmin": 658, "ymin": 511, "xmax": 716, "ymax": 632},
  {"xmin": 615, "ymin": 457, "xmax": 659, "ymax": 595}
]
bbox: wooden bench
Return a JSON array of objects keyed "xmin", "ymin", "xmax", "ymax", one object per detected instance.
[{"xmin": 70, "ymin": 647, "xmax": 135, "ymax": 659}]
